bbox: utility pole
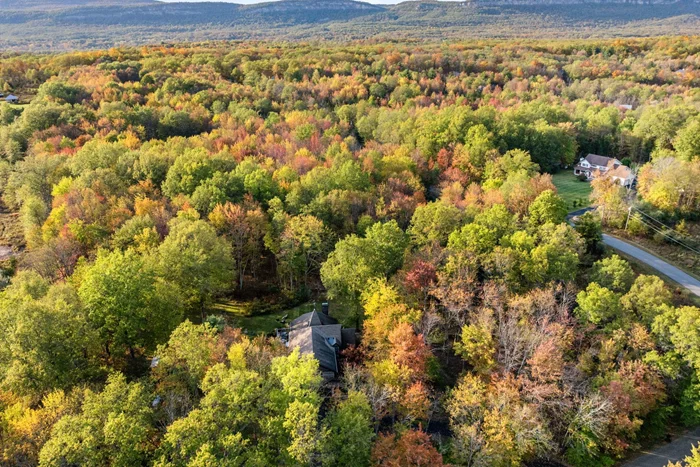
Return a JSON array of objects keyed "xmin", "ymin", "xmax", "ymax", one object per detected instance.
[{"xmin": 624, "ymin": 205, "xmax": 632, "ymax": 231}]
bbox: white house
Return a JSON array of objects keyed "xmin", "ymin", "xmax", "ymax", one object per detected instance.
[
  {"xmin": 574, "ymin": 154, "xmax": 635, "ymax": 187},
  {"xmin": 605, "ymin": 163, "xmax": 636, "ymax": 188},
  {"xmin": 5, "ymin": 95, "xmax": 19, "ymax": 104}
]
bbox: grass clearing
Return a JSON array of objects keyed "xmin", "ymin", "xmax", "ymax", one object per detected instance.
[
  {"xmin": 552, "ymin": 171, "xmax": 592, "ymax": 212},
  {"xmin": 209, "ymin": 298, "xmax": 358, "ymax": 335}
]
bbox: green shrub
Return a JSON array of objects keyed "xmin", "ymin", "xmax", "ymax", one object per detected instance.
[
  {"xmin": 680, "ymin": 381, "xmax": 700, "ymax": 427},
  {"xmin": 565, "ymin": 444, "xmax": 615, "ymax": 467},
  {"xmin": 627, "ymin": 214, "xmax": 648, "ymax": 236}
]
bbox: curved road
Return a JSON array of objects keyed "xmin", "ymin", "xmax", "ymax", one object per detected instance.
[
  {"xmin": 602, "ymin": 234, "xmax": 700, "ymax": 297},
  {"xmin": 603, "ymin": 233, "xmax": 700, "ymax": 466},
  {"xmin": 568, "ymin": 209, "xmax": 700, "ymax": 466},
  {"xmin": 622, "ymin": 427, "xmax": 700, "ymax": 466},
  {"xmin": 568, "ymin": 208, "xmax": 700, "ymax": 298}
]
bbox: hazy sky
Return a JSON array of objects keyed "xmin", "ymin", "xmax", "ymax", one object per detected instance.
[{"xmin": 157, "ymin": 0, "xmax": 428, "ymax": 5}]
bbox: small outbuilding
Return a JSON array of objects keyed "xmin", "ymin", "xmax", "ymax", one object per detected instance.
[{"xmin": 5, "ymin": 95, "xmax": 19, "ymax": 104}]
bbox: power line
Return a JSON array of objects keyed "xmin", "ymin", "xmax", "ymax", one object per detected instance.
[
  {"xmin": 632, "ymin": 207, "xmax": 675, "ymax": 232},
  {"xmin": 635, "ymin": 218, "xmax": 699, "ymax": 255},
  {"xmin": 631, "ymin": 215, "xmax": 700, "ymax": 256},
  {"xmin": 630, "ymin": 206, "xmax": 700, "ymax": 252}
]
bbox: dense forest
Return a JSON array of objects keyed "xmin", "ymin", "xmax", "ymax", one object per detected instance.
[
  {"xmin": 0, "ymin": 0, "xmax": 698, "ymax": 50},
  {"xmin": 0, "ymin": 38, "xmax": 699, "ymax": 466}
]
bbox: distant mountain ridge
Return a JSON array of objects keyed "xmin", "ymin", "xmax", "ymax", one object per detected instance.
[
  {"xmin": 0, "ymin": 0, "xmax": 385, "ymax": 27},
  {"xmin": 0, "ymin": 0, "xmax": 154, "ymax": 4},
  {"xmin": 475, "ymin": 0, "xmax": 686, "ymax": 4},
  {"xmin": 0, "ymin": 0, "xmax": 693, "ymax": 8},
  {"xmin": 0, "ymin": 0, "xmax": 154, "ymax": 7},
  {"xmin": 0, "ymin": 0, "xmax": 697, "ymax": 50}
]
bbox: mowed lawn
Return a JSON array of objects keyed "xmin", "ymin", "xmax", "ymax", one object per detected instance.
[
  {"xmin": 209, "ymin": 299, "xmax": 357, "ymax": 335},
  {"xmin": 552, "ymin": 171, "xmax": 592, "ymax": 211}
]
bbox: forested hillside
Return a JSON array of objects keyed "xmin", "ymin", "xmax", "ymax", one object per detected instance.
[
  {"xmin": 0, "ymin": 0, "xmax": 698, "ymax": 50},
  {"xmin": 0, "ymin": 38, "xmax": 700, "ymax": 466}
]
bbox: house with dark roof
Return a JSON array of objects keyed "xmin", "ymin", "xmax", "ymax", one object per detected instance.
[
  {"xmin": 574, "ymin": 154, "xmax": 635, "ymax": 187},
  {"xmin": 289, "ymin": 308, "xmax": 339, "ymax": 330},
  {"xmin": 282, "ymin": 303, "xmax": 356, "ymax": 379},
  {"xmin": 288, "ymin": 326, "xmax": 341, "ymax": 374}
]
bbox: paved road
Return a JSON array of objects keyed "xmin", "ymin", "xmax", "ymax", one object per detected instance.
[
  {"xmin": 567, "ymin": 209, "xmax": 700, "ymax": 463},
  {"xmin": 602, "ymin": 234, "xmax": 700, "ymax": 466},
  {"xmin": 567, "ymin": 209, "xmax": 700, "ymax": 465},
  {"xmin": 602, "ymin": 234, "xmax": 700, "ymax": 297},
  {"xmin": 623, "ymin": 427, "xmax": 700, "ymax": 466},
  {"xmin": 568, "ymin": 208, "xmax": 700, "ymax": 298}
]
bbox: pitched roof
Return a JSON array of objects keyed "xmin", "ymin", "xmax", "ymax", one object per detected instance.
[
  {"xmin": 289, "ymin": 310, "xmax": 338, "ymax": 330},
  {"xmin": 607, "ymin": 164, "xmax": 633, "ymax": 179},
  {"xmin": 584, "ymin": 154, "xmax": 617, "ymax": 167},
  {"xmin": 288, "ymin": 326, "xmax": 339, "ymax": 373}
]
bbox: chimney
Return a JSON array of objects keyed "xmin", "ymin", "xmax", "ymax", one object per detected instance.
[{"xmin": 321, "ymin": 302, "xmax": 329, "ymax": 315}]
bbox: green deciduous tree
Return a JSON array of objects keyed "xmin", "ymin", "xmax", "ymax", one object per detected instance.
[
  {"xmin": 657, "ymin": 306, "xmax": 700, "ymax": 373},
  {"xmin": 151, "ymin": 321, "xmax": 221, "ymax": 423},
  {"xmin": 277, "ymin": 214, "xmax": 332, "ymax": 291},
  {"xmin": 575, "ymin": 283, "xmax": 623, "ymax": 325},
  {"xmin": 155, "ymin": 213, "xmax": 234, "ymax": 317},
  {"xmin": 162, "ymin": 149, "xmax": 234, "ymax": 199},
  {"xmin": 408, "ymin": 201, "xmax": 464, "ymax": 248},
  {"xmin": 590, "ymin": 255, "xmax": 635, "ymax": 293},
  {"xmin": 673, "ymin": 118, "xmax": 700, "ymax": 162},
  {"xmin": 0, "ymin": 272, "xmax": 98, "ymax": 400},
  {"xmin": 483, "ymin": 149, "xmax": 539, "ymax": 189},
  {"xmin": 528, "ymin": 189, "xmax": 568, "ymax": 227},
  {"xmin": 448, "ymin": 223, "xmax": 498, "ymax": 256},
  {"xmin": 322, "ymin": 391, "xmax": 375, "ymax": 467},
  {"xmin": 573, "ymin": 211, "xmax": 603, "ymax": 254},
  {"xmin": 454, "ymin": 309, "xmax": 496, "ymax": 375},
  {"xmin": 621, "ymin": 275, "xmax": 672, "ymax": 324},
  {"xmin": 39, "ymin": 373, "xmax": 154, "ymax": 467},
  {"xmin": 78, "ymin": 248, "xmax": 183, "ymax": 361},
  {"xmin": 156, "ymin": 347, "xmax": 322, "ymax": 466},
  {"xmin": 321, "ymin": 220, "xmax": 407, "ymax": 301}
]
